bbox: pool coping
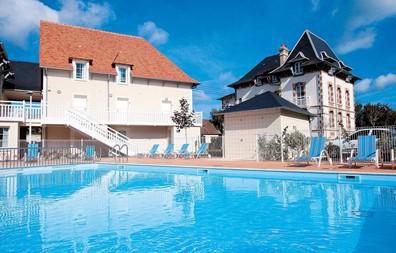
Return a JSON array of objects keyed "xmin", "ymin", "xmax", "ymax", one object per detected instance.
[{"xmin": 97, "ymin": 162, "xmax": 396, "ymax": 177}]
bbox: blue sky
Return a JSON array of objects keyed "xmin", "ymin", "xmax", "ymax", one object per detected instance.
[{"xmin": 1, "ymin": 0, "xmax": 396, "ymax": 118}]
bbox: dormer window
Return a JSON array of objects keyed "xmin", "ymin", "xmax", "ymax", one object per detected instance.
[
  {"xmin": 116, "ymin": 65, "xmax": 130, "ymax": 84},
  {"xmin": 73, "ymin": 60, "xmax": 89, "ymax": 80},
  {"xmin": 293, "ymin": 62, "xmax": 303, "ymax": 75}
]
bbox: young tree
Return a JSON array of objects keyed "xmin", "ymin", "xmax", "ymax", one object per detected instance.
[
  {"xmin": 171, "ymin": 98, "xmax": 195, "ymax": 143},
  {"xmin": 210, "ymin": 108, "xmax": 224, "ymax": 134}
]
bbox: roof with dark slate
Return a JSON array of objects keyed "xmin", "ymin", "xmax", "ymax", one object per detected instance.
[
  {"xmin": 228, "ymin": 54, "xmax": 280, "ymax": 88},
  {"xmin": 271, "ymin": 30, "xmax": 355, "ymax": 74},
  {"xmin": 4, "ymin": 61, "xmax": 42, "ymax": 91},
  {"xmin": 222, "ymin": 91, "xmax": 313, "ymax": 117}
]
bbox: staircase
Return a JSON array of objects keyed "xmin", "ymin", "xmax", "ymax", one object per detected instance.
[{"xmin": 65, "ymin": 108, "xmax": 132, "ymax": 155}]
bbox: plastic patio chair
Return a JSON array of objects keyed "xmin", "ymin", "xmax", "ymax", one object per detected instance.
[
  {"xmin": 348, "ymin": 135, "xmax": 379, "ymax": 168},
  {"xmin": 162, "ymin": 144, "xmax": 175, "ymax": 158},
  {"xmin": 291, "ymin": 136, "xmax": 331, "ymax": 167}
]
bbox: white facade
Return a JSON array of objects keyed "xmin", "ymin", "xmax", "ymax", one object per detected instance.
[{"xmin": 229, "ymin": 70, "xmax": 355, "ymax": 140}]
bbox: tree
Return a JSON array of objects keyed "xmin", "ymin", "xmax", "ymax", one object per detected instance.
[
  {"xmin": 364, "ymin": 103, "xmax": 388, "ymax": 126},
  {"xmin": 210, "ymin": 108, "xmax": 224, "ymax": 134},
  {"xmin": 171, "ymin": 98, "xmax": 195, "ymax": 143}
]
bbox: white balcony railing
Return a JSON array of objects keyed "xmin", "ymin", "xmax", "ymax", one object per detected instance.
[
  {"xmin": 0, "ymin": 100, "xmax": 41, "ymax": 123},
  {"xmin": 0, "ymin": 100, "xmax": 203, "ymax": 126},
  {"xmin": 293, "ymin": 96, "xmax": 310, "ymax": 108}
]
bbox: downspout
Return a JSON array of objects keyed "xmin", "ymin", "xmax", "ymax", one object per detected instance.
[{"xmin": 107, "ymin": 74, "xmax": 110, "ymax": 122}]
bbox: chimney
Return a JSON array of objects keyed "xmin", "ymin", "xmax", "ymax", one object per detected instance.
[{"xmin": 279, "ymin": 43, "xmax": 289, "ymax": 65}]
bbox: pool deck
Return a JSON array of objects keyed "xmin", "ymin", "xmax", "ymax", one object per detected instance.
[{"xmin": 99, "ymin": 157, "xmax": 396, "ymax": 175}]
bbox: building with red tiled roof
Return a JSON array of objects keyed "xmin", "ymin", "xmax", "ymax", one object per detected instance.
[
  {"xmin": 39, "ymin": 21, "xmax": 202, "ymax": 154},
  {"xmin": 40, "ymin": 21, "xmax": 198, "ymax": 84}
]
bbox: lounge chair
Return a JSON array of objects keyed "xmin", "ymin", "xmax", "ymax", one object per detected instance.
[
  {"xmin": 147, "ymin": 144, "xmax": 160, "ymax": 157},
  {"xmin": 187, "ymin": 143, "xmax": 209, "ymax": 158},
  {"xmin": 348, "ymin": 135, "xmax": 379, "ymax": 168},
  {"xmin": 176, "ymin": 144, "xmax": 189, "ymax": 158},
  {"xmin": 162, "ymin": 144, "xmax": 175, "ymax": 158},
  {"xmin": 85, "ymin": 145, "xmax": 96, "ymax": 160},
  {"xmin": 26, "ymin": 143, "xmax": 39, "ymax": 161},
  {"xmin": 290, "ymin": 136, "xmax": 331, "ymax": 167}
]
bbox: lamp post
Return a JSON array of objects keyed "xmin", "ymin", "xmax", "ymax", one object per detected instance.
[{"xmin": 26, "ymin": 91, "xmax": 33, "ymax": 144}]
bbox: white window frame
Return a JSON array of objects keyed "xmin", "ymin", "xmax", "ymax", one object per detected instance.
[
  {"xmin": 294, "ymin": 82, "xmax": 305, "ymax": 99},
  {"xmin": 0, "ymin": 127, "xmax": 9, "ymax": 147},
  {"xmin": 116, "ymin": 65, "xmax": 130, "ymax": 84},
  {"xmin": 73, "ymin": 59, "xmax": 89, "ymax": 81}
]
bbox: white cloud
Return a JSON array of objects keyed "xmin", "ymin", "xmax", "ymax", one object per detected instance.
[
  {"xmin": 58, "ymin": 0, "xmax": 114, "ymax": 28},
  {"xmin": 375, "ymin": 73, "xmax": 396, "ymax": 89},
  {"xmin": 138, "ymin": 21, "xmax": 169, "ymax": 45},
  {"xmin": 348, "ymin": 0, "xmax": 396, "ymax": 30},
  {"xmin": 337, "ymin": 0, "xmax": 396, "ymax": 54},
  {"xmin": 0, "ymin": 0, "xmax": 114, "ymax": 47},
  {"xmin": 336, "ymin": 29, "xmax": 376, "ymax": 54},
  {"xmin": 355, "ymin": 79, "xmax": 372, "ymax": 92},
  {"xmin": 194, "ymin": 90, "xmax": 210, "ymax": 101}
]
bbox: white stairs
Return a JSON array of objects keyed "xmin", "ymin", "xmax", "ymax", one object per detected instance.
[{"xmin": 65, "ymin": 108, "xmax": 131, "ymax": 156}]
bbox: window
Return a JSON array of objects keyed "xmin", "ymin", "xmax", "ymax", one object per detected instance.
[
  {"xmin": 338, "ymin": 112, "xmax": 343, "ymax": 126},
  {"xmin": 329, "ymin": 111, "xmax": 335, "ymax": 128},
  {"xmin": 345, "ymin": 90, "xmax": 350, "ymax": 108},
  {"xmin": 294, "ymin": 83, "xmax": 305, "ymax": 98},
  {"xmin": 328, "ymin": 83, "xmax": 334, "ymax": 104},
  {"xmin": 337, "ymin": 87, "xmax": 342, "ymax": 106},
  {"xmin": 117, "ymin": 65, "xmax": 129, "ymax": 84},
  {"xmin": 73, "ymin": 60, "xmax": 88, "ymax": 80},
  {"xmin": 346, "ymin": 114, "xmax": 351, "ymax": 129},
  {"xmin": 0, "ymin": 128, "xmax": 9, "ymax": 147},
  {"xmin": 293, "ymin": 62, "xmax": 303, "ymax": 75}
]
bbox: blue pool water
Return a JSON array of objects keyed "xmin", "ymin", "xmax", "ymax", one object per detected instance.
[{"xmin": 1, "ymin": 164, "xmax": 396, "ymax": 252}]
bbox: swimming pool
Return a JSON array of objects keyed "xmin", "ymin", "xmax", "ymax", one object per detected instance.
[{"xmin": 1, "ymin": 164, "xmax": 396, "ymax": 252}]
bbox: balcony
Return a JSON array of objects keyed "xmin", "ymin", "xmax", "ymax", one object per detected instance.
[
  {"xmin": 0, "ymin": 101, "xmax": 41, "ymax": 123},
  {"xmin": 293, "ymin": 96, "xmax": 310, "ymax": 108},
  {"xmin": 0, "ymin": 101, "xmax": 203, "ymax": 127}
]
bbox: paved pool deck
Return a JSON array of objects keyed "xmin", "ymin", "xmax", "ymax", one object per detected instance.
[{"xmin": 99, "ymin": 157, "xmax": 396, "ymax": 174}]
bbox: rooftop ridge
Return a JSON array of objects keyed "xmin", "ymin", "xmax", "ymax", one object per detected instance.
[{"xmin": 40, "ymin": 20, "xmax": 146, "ymax": 41}]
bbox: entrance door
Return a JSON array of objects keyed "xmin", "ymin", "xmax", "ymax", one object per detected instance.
[
  {"xmin": 116, "ymin": 98, "xmax": 129, "ymax": 122},
  {"xmin": 73, "ymin": 95, "xmax": 87, "ymax": 112}
]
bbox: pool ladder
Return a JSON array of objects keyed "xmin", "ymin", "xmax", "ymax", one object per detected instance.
[{"xmin": 112, "ymin": 144, "xmax": 128, "ymax": 163}]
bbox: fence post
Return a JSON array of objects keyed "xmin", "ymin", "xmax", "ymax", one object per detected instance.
[
  {"xmin": 255, "ymin": 134, "xmax": 259, "ymax": 162},
  {"xmin": 339, "ymin": 125, "xmax": 343, "ymax": 163},
  {"xmin": 280, "ymin": 134, "xmax": 284, "ymax": 163},
  {"xmin": 222, "ymin": 135, "xmax": 225, "ymax": 159}
]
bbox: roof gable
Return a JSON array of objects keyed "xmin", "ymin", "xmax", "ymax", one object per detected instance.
[
  {"xmin": 202, "ymin": 120, "xmax": 221, "ymax": 135},
  {"xmin": 228, "ymin": 55, "xmax": 280, "ymax": 88},
  {"xmin": 222, "ymin": 91, "xmax": 312, "ymax": 116},
  {"xmin": 39, "ymin": 21, "xmax": 198, "ymax": 84}
]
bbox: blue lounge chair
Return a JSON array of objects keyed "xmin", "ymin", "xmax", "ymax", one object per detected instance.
[
  {"xmin": 162, "ymin": 144, "xmax": 175, "ymax": 158},
  {"xmin": 147, "ymin": 144, "xmax": 160, "ymax": 157},
  {"xmin": 27, "ymin": 143, "xmax": 39, "ymax": 161},
  {"xmin": 291, "ymin": 136, "xmax": 331, "ymax": 167},
  {"xmin": 177, "ymin": 144, "xmax": 189, "ymax": 158},
  {"xmin": 85, "ymin": 145, "xmax": 95, "ymax": 160},
  {"xmin": 349, "ymin": 135, "xmax": 379, "ymax": 168},
  {"xmin": 194, "ymin": 143, "xmax": 209, "ymax": 158}
]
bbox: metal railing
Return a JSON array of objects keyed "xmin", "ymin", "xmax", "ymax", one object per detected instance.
[
  {"xmin": 0, "ymin": 100, "xmax": 203, "ymax": 126},
  {"xmin": 0, "ymin": 146, "xmax": 101, "ymax": 169},
  {"xmin": 293, "ymin": 96, "xmax": 310, "ymax": 107}
]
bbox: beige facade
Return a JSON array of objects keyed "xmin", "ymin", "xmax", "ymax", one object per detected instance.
[
  {"xmin": 42, "ymin": 68, "xmax": 201, "ymax": 153},
  {"xmin": 0, "ymin": 122, "xmax": 19, "ymax": 148},
  {"xmin": 224, "ymin": 108, "xmax": 310, "ymax": 160}
]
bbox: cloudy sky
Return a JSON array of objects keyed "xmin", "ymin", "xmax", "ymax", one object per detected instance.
[{"xmin": 1, "ymin": 0, "xmax": 396, "ymax": 118}]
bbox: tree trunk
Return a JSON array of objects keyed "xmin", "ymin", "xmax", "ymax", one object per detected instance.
[{"xmin": 185, "ymin": 128, "xmax": 188, "ymax": 144}]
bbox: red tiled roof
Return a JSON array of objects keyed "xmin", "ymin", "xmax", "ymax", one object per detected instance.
[
  {"xmin": 201, "ymin": 120, "xmax": 221, "ymax": 135},
  {"xmin": 39, "ymin": 21, "xmax": 198, "ymax": 84}
]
